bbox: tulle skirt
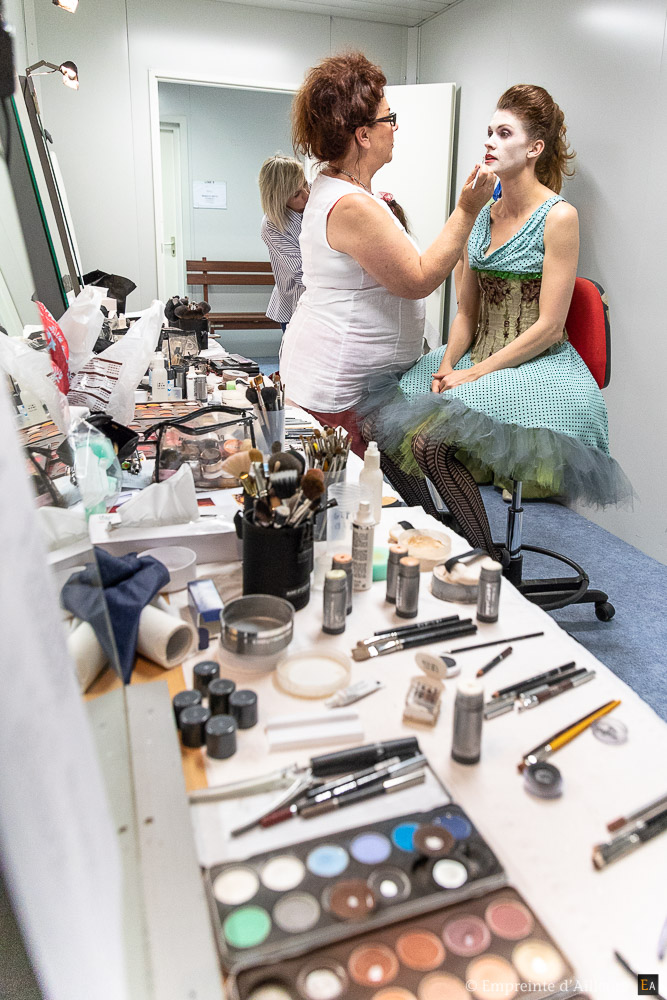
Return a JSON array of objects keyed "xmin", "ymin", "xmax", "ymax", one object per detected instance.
[{"xmin": 361, "ymin": 344, "xmax": 633, "ymax": 507}]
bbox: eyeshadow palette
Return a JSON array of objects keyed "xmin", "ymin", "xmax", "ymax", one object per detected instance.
[
  {"xmin": 205, "ymin": 803, "xmax": 505, "ymax": 971},
  {"xmin": 232, "ymin": 887, "xmax": 579, "ymax": 1000}
]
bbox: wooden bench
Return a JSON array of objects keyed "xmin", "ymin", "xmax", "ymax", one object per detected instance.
[{"xmin": 186, "ymin": 258, "xmax": 281, "ymax": 332}]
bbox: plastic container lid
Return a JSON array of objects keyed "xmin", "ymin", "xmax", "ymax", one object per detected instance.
[{"xmin": 276, "ymin": 647, "xmax": 351, "ymax": 699}]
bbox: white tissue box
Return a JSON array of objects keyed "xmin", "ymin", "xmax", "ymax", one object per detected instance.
[{"xmin": 89, "ymin": 503, "xmax": 241, "ymax": 565}]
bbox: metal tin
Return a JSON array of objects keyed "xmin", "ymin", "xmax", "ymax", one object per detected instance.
[
  {"xmin": 220, "ymin": 594, "xmax": 294, "ymax": 657},
  {"xmin": 476, "ymin": 562, "xmax": 502, "ymax": 623},
  {"xmin": 323, "ymin": 569, "xmax": 347, "ymax": 635},
  {"xmin": 386, "ymin": 543, "xmax": 408, "ymax": 604},
  {"xmin": 395, "ymin": 556, "xmax": 420, "ymax": 619},
  {"xmin": 194, "ymin": 373, "xmax": 208, "ymax": 402},
  {"xmin": 451, "ymin": 679, "xmax": 484, "ymax": 765}
]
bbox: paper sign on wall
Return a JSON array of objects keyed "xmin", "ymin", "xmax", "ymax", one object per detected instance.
[{"xmin": 193, "ymin": 180, "xmax": 227, "ymax": 209}]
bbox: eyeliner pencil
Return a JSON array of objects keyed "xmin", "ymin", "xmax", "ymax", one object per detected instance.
[
  {"xmin": 370, "ymin": 615, "xmax": 460, "ymax": 640},
  {"xmin": 447, "ymin": 632, "xmax": 544, "ymax": 654},
  {"xmin": 492, "ymin": 662, "xmax": 577, "ymax": 699},
  {"xmin": 476, "ymin": 646, "xmax": 513, "ymax": 677}
]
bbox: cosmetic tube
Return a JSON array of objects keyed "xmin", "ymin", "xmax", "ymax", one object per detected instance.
[{"xmin": 452, "ymin": 679, "xmax": 484, "ymax": 764}]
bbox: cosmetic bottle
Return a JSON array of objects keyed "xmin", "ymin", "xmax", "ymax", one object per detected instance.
[
  {"xmin": 151, "ymin": 353, "xmax": 168, "ymax": 402},
  {"xmin": 331, "ymin": 553, "xmax": 353, "ymax": 615},
  {"xmin": 322, "ymin": 569, "xmax": 347, "ymax": 634},
  {"xmin": 395, "ymin": 556, "xmax": 420, "ymax": 618},
  {"xmin": 352, "ymin": 500, "xmax": 375, "ymax": 591},
  {"xmin": 386, "ymin": 543, "xmax": 409, "ymax": 603},
  {"xmin": 451, "ymin": 679, "xmax": 484, "ymax": 765},
  {"xmin": 476, "ymin": 560, "xmax": 502, "ymax": 623},
  {"xmin": 359, "ymin": 440, "xmax": 383, "ymax": 523}
]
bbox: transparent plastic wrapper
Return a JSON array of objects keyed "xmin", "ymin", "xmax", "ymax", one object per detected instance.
[
  {"xmin": 58, "ymin": 286, "xmax": 106, "ymax": 374},
  {"xmin": 0, "ymin": 332, "xmax": 70, "ymax": 432},
  {"xmin": 67, "ymin": 299, "xmax": 164, "ymax": 424},
  {"xmin": 69, "ymin": 416, "xmax": 123, "ymax": 517}
]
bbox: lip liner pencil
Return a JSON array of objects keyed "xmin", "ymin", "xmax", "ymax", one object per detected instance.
[
  {"xmin": 607, "ymin": 790, "xmax": 667, "ymax": 834},
  {"xmin": 593, "ymin": 806, "xmax": 667, "ymax": 869},
  {"xmin": 447, "ymin": 632, "xmax": 544, "ymax": 654},
  {"xmin": 477, "ymin": 646, "xmax": 513, "ymax": 678},
  {"xmin": 493, "ymin": 661, "xmax": 577, "ymax": 700},
  {"xmin": 518, "ymin": 699, "xmax": 621, "ymax": 772},
  {"xmin": 515, "ymin": 670, "xmax": 596, "ymax": 711}
]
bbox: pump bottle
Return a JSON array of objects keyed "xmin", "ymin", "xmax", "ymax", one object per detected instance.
[{"xmin": 352, "ymin": 499, "xmax": 375, "ymax": 591}]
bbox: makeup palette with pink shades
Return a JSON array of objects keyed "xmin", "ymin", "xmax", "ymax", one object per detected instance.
[
  {"xmin": 205, "ymin": 803, "xmax": 505, "ymax": 971},
  {"xmin": 232, "ymin": 887, "xmax": 581, "ymax": 1000}
]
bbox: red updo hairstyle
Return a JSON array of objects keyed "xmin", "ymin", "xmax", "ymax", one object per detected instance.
[
  {"xmin": 292, "ymin": 52, "xmax": 386, "ymax": 164},
  {"xmin": 497, "ymin": 84, "xmax": 575, "ymax": 194}
]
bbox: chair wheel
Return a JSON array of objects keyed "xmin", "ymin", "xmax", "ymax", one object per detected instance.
[{"xmin": 595, "ymin": 602, "xmax": 615, "ymax": 622}]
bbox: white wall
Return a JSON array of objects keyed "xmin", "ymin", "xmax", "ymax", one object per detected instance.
[
  {"xmin": 418, "ymin": 0, "xmax": 667, "ymax": 565},
  {"xmin": 28, "ymin": 0, "xmax": 408, "ymax": 314}
]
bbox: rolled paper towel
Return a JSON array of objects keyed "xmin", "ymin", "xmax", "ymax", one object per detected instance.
[
  {"xmin": 136, "ymin": 604, "xmax": 196, "ymax": 668},
  {"xmin": 67, "ymin": 620, "xmax": 109, "ymax": 692}
]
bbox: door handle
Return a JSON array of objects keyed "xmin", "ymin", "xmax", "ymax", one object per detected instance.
[{"xmin": 161, "ymin": 237, "xmax": 176, "ymax": 258}]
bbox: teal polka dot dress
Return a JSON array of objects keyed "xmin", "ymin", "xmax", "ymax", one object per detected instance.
[{"xmin": 362, "ymin": 198, "xmax": 632, "ymax": 505}]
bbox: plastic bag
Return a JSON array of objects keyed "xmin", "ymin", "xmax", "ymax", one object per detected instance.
[
  {"xmin": 67, "ymin": 299, "xmax": 164, "ymax": 425},
  {"xmin": 58, "ymin": 286, "xmax": 106, "ymax": 374},
  {"xmin": 69, "ymin": 416, "xmax": 123, "ymax": 517},
  {"xmin": 0, "ymin": 332, "xmax": 70, "ymax": 432}
]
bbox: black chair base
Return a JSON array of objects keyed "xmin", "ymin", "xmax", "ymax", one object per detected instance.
[{"xmin": 502, "ymin": 543, "xmax": 615, "ymax": 620}]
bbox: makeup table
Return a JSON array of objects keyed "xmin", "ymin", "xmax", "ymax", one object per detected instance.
[{"xmin": 142, "ymin": 443, "xmax": 666, "ymax": 999}]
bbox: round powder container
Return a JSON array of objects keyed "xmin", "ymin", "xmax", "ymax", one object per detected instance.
[
  {"xmin": 179, "ymin": 704, "xmax": 211, "ymax": 748},
  {"xmin": 172, "ymin": 689, "xmax": 202, "ymax": 728},
  {"xmin": 193, "ymin": 660, "xmax": 220, "ymax": 696},
  {"xmin": 523, "ymin": 762, "xmax": 563, "ymax": 799},
  {"xmin": 229, "ymin": 689, "xmax": 258, "ymax": 729},
  {"xmin": 205, "ymin": 714, "xmax": 237, "ymax": 759},
  {"xmin": 276, "ymin": 648, "xmax": 351, "ymax": 699},
  {"xmin": 208, "ymin": 677, "xmax": 236, "ymax": 716}
]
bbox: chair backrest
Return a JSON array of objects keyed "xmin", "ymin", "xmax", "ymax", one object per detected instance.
[{"xmin": 565, "ymin": 277, "xmax": 611, "ymax": 389}]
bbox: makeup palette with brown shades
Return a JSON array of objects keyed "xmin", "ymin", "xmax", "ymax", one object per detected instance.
[
  {"xmin": 232, "ymin": 887, "xmax": 579, "ymax": 1000},
  {"xmin": 205, "ymin": 804, "xmax": 505, "ymax": 971}
]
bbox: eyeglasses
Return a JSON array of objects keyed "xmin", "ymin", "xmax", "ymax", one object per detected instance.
[{"xmin": 373, "ymin": 112, "xmax": 397, "ymax": 127}]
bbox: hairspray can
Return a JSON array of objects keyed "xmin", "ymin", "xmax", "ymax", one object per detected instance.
[
  {"xmin": 395, "ymin": 556, "xmax": 420, "ymax": 619},
  {"xmin": 386, "ymin": 543, "xmax": 408, "ymax": 604},
  {"xmin": 352, "ymin": 500, "xmax": 375, "ymax": 591},
  {"xmin": 476, "ymin": 561, "xmax": 502, "ymax": 623},
  {"xmin": 332, "ymin": 553, "xmax": 353, "ymax": 615},
  {"xmin": 323, "ymin": 570, "xmax": 347, "ymax": 634},
  {"xmin": 451, "ymin": 679, "xmax": 484, "ymax": 764}
]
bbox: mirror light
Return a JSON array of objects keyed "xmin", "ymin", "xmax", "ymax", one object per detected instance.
[
  {"xmin": 52, "ymin": 0, "xmax": 79, "ymax": 11},
  {"xmin": 25, "ymin": 59, "xmax": 79, "ymax": 90}
]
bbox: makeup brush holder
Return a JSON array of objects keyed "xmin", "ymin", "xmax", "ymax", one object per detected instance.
[
  {"xmin": 253, "ymin": 406, "xmax": 285, "ymax": 455},
  {"xmin": 240, "ymin": 511, "xmax": 313, "ymax": 610}
]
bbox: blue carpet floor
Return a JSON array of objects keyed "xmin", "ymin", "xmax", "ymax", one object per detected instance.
[
  {"xmin": 255, "ymin": 359, "xmax": 667, "ymax": 721},
  {"xmin": 480, "ymin": 486, "xmax": 667, "ymax": 721}
]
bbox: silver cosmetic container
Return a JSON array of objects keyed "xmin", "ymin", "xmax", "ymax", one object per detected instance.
[{"xmin": 220, "ymin": 594, "xmax": 294, "ymax": 662}]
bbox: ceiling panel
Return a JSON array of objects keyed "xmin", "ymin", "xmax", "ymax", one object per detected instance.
[{"xmin": 209, "ymin": 0, "xmax": 456, "ymax": 28}]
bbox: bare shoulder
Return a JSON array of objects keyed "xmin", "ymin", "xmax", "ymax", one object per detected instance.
[
  {"xmin": 544, "ymin": 199, "xmax": 579, "ymax": 248},
  {"xmin": 331, "ymin": 192, "xmax": 388, "ymax": 223}
]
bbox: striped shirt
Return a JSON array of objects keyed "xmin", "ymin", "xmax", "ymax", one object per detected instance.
[{"xmin": 260, "ymin": 209, "xmax": 305, "ymax": 324}]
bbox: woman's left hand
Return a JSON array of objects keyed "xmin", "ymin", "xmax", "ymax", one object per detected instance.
[{"xmin": 435, "ymin": 368, "xmax": 481, "ymax": 392}]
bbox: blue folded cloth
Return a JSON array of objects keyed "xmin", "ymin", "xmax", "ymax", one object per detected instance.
[{"xmin": 62, "ymin": 548, "xmax": 170, "ymax": 683}]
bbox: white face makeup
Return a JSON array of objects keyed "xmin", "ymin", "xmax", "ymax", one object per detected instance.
[{"xmin": 484, "ymin": 109, "xmax": 540, "ymax": 178}]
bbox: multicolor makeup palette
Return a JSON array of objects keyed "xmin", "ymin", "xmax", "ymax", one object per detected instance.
[
  {"xmin": 232, "ymin": 887, "xmax": 578, "ymax": 1000},
  {"xmin": 205, "ymin": 803, "xmax": 505, "ymax": 971}
]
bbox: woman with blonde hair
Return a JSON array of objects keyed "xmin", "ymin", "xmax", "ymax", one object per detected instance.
[{"xmin": 259, "ymin": 154, "xmax": 309, "ymax": 330}]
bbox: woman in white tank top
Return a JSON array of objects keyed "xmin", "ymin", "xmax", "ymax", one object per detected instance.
[{"xmin": 280, "ymin": 52, "xmax": 496, "ymax": 454}]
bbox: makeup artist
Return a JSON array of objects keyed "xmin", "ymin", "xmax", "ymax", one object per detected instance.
[
  {"xmin": 280, "ymin": 52, "xmax": 496, "ymax": 456},
  {"xmin": 259, "ymin": 154, "xmax": 310, "ymax": 332}
]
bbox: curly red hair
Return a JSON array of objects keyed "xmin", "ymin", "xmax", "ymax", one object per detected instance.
[{"xmin": 292, "ymin": 52, "xmax": 386, "ymax": 163}]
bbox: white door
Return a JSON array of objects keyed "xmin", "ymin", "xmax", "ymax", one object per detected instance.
[
  {"xmin": 376, "ymin": 82, "xmax": 456, "ymax": 344},
  {"xmin": 159, "ymin": 123, "xmax": 186, "ymax": 297}
]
